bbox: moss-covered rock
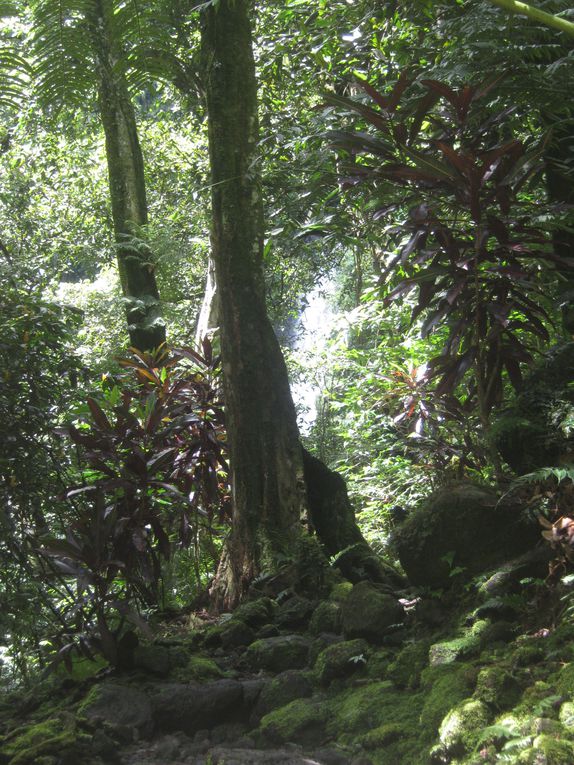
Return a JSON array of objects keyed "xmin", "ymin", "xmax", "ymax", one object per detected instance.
[
  {"xmin": 258, "ymin": 698, "xmax": 327, "ymax": 746},
  {"xmin": 245, "ymin": 635, "xmax": 311, "ymax": 672},
  {"xmin": 329, "ymin": 581, "xmax": 353, "ymax": 603},
  {"xmin": 309, "ymin": 601, "xmax": 342, "ymax": 635},
  {"xmin": 474, "ymin": 667, "xmax": 521, "ymax": 710},
  {"xmin": 219, "ymin": 619, "xmax": 256, "ymax": 649},
  {"xmin": 393, "ymin": 483, "xmax": 538, "ymax": 588},
  {"xmin": 438, "ymin": 698, "xmax": 492, "ymax": 757},
  {"xmin": 232, "ymin": 597, "xmax": 274, "ymax": 628},
  {"xmin": 419, "ymin": 664, "xmax": 477, "ymax": 739},
  {"xmin": 3, "ymin": 718, "xmax": 90, "ymax": 765},
  {"xmin": 275, "ymin": 596, "xmax": 315, "ymax": 630},
  {"xmin": 518, "ymin": 734, "xmax": 574, "ymax": 764},
  {"xmin": 429, "ymin": 620, "xmax": 489, "ymax": 666},
  {"xmin": 341, "ymin": 582, "xmax": 404, "ymax": 643},
  {"xmin": 314, "ymin": 639, "xmax": 369, "ymax": 685},
  {"xmin": 251, "ymin": 670, "xmax": 314, "ymax": 721},
  {"xmin": 556, "ymin": 662, "xmax": 574, "ymax": 699},
  {"xmin": 183, "ymin": 656, "xmax": 226, "ymax": 683},
  {"xmin": 78, "ymin": 682, "xmax": 153, "ymax": 735},
  {"xmin": 559, "ymin": 700, "xmax": 574, "ymax": 731},
  {"xmin": 387, "ymin": 640, "xmax": 430, "ymax": 690}
]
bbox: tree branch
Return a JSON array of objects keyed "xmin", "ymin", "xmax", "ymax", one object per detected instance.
[{"xmin": 487, "ymin": 0, "xmax": 574, "ymax": 39}]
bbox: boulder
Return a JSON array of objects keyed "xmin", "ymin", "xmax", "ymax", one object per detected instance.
[
  {"xmin": 393, "ymin": 483, "xmax": 539, "ymax": 588},
  {"xmin": 275, "ymin": 596, "xmax": 315, "ymax": 630},
  {"xmin": 79, "ymin": 682, "xmax": 153, "ymax": 736},
  {"xmin": 232, "ymin": 598, "xmax": 275, "ymax": 628},
  {"xmin": 341, "ymin": 582, "xmax": 404, "ymax": 643},
  {"xmin": 151, "ymin": 679, "xmax": 243, "ymax": 733},
  {"xmin": 314, "ymin": 639, "xmax": 369, "ymax": 685},
  {"xmin": 245, "ymin": 635, "xmax": 311, "ymax": 673},
  {"xmin": 251, "ymin": 670, "xmax": 314, "ymax": 721},
  {"xmin": 309, "ymin": 601, "xmax": 342, "ymax": 636}
]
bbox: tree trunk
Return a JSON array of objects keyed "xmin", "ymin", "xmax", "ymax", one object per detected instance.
[
  {"xmin": 89, "ymin": 0, "xmax": 165, "ymax": 351},
  {"xmin": 545, "ymin": 113, "xmax": 574, "ymax": 333},
  {"xmin": 201, "ymin": 0, "xmax": 307, "ymax": 608}
]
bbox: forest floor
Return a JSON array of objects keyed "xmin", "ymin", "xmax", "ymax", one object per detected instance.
[{"xmin": 2, "ymin": 543, "xmax": 574, "ymax": 765}]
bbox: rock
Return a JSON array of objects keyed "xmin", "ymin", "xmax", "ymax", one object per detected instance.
[
  {"xmin": 275, "ymin": 596, "xmax": 315, "ymax": 630},
  {"xmin": 202, "ymin": 745, "xmax": 325, "ymax": 763},
  {"xmin": 393, "ymin": 483, "xmax": 539, "ymax": 588},
  {"xmin": 521, "ymin": 734, "xmax": 574, "ymax": 764},
  {"xmin": 258, "ymin": 698, "xmax": 327, "ymax": 746},
  {"xmin": 309, "ymin": 601, "xmax": 342, "ymax": 635},
  {"xmin": 438, "ymin": 698, "xmax": 492, "ymax": 757},
  {"xmin": 309, "ymin": 634, "xmax": 343, "ymax": 667},
  {"xmin": 183, "ymin": 656, "xmax": 226, "ymax": 683},
  {"xmin": 257, "ymin": 624, "xmax": 280, "ymax": 639},
  {"xmin": 474, "ymin": 667, "xmax": 521, "ymax": 709},
  {"xmin": 232, "ymin": 598, "xmax": 275, "ymax": 628},
  {"xmin": 245, "ymin": 635, "xmax": 311, "ymax": 673},
  {"xmin": 79, "ymin": 682, "xmax": 153, "ymax": 736},
  {"xmin": 329, "ymin": 582, "xmax": 353, "ymax": 603},
  {"xmin": 133, "ymin": 645, "xmax": 171, "ymax": 676},
  {"xmin": 251, "ymin": 670, "xmax": 314, "ymax": 721},
  {"xmin": 341, "ymin": 582, "xmax": 404, "ymax": 643},
  {"xmin": 386, "ymin": 640, "xmax": 430, "ymax": 689},
  {"xmin": 220, "ymin": 620, "xmax": 256, "ymax": 649},
  {"xmin": 419, "ymin": 665, "xmax": 478, "ymax": 739},
  {"xmin": 479, "ymin": 547, "xmax": 552, "ymax": 597},
  {"xmin": 314, "ymin": 639, "xmax": 369, "ymax": 685},
  {"xmin": 151, "ymin": 679, "xmax": 243, "ymax": 733},
  {"xmin": 1, "ymin": 718, "xmax": 91, "ymax": 765},
  {"xmin": 560, "ymin": 700, "xmax": 574, "ymax": 731}
]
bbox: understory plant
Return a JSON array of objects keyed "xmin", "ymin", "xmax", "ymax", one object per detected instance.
[
  {"xmin": 38, "ymin": 340, "xmax": 229, "ymax": 668},
  {"xmin": 327, "ymin": 73, "xmax": 568, "ymax": 467}
]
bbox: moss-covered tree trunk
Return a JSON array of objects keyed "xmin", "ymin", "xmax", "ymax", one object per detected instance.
[
  {"xmin": 88, "ymin": 0, "xmax": 165, "ymax": 351},
  {"xmin": 201, "ymin": 0, "xmax": 307, "ymax": 608}
]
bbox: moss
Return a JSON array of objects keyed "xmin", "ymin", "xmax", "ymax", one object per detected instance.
[
  {"xmin": 521, "ymin": 735, "xmax": 574, "ymax": 764},
  {"xmin": 559, "ymin": 700, "xmax": 574, "ymax": 731},
  {"xmin": 556, "ymin": 662, "xmax": 574, "ymax": 698},
  {"xmin": 309, "ymin": 601, "xmax": 342, "ymax": 635},
  {"xmin": 474, "ymin": 667, "xmax": 521, "ymax": 710},
  {"xmin": 438, "ymin": 698, "xmax": 492, "ymax": 757},
  {"xmin": 365, "ymin": 649, "xmax": 393, "ymax": 680},
  {"xmin": 419, "ymin": 664, "xmax": 477, "ymax": 739},
  {"xmin": 314, "ymin": 639, "xmax": 368, "ymax": 685},
  {"xmin": 324, "ymin": 682, "xmax": 426, "ymax": 764},
  {"xmin": 232, "ymin": 597, "xmax": 274, "ymax": 628},
  {"xmin": 512, "ymin": 642, "xmax": 545, "ymax": 668},
  {"xmin": 258, "ymin": 698, "xmax": 327, "ymax": 746},
  {"xmin": 518, "ymin": 681, "xmax": 560, "ymax": 717},
  {"xmin": 329, "ymin": 581, "xmax": 353, "ymax": 603},
  {"xmin": 181, "ymin": 656, "xmax": 226, "ymax": 683},
  {"xmin": 387, "ymin": 640, "xmax": 430, "ymax": 689},
  {"xmin": 429, "ymin": 620, "xmax": 489, "ymax": 666},
  {"xmin": 3, "ymin": 719, "xmax": 87, "ymax": 765}
]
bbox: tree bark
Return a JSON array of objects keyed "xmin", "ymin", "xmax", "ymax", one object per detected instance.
[
  {"xmin": 544, "ymin": 114, "xmax": 574, "ymax": 333},
  {"xmin": 201, "ymin": 0, "xmax": 307, "ymax": 608},
  {"xmin": 88, "ymin": 0, "xmax": 165, "ymax": 351}
]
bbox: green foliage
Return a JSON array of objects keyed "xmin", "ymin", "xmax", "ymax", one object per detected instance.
[
  {"xmin": 328, "ymin": 74, "xmax": 560, "ymax": 427},
  {"xmin": 35, "ymin": 341, "xmax": 229, "ymax": 668}
]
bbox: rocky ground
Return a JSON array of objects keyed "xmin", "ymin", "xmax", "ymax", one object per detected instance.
[{"xmin": 3, "ymin": 483, "xmax": 574, "ymax": 765}]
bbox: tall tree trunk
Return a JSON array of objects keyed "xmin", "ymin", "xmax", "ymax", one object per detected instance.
[
  {"xmin": 201, "ymin": 0, "xmax": 307, "ymax": 608},
  {"xmin": 545, "ymin": 113, "xmax": 574, "ymax": 333},
  {"xmin": 89, "ymin": 0, "xmax": 165, "ymax": 351}
]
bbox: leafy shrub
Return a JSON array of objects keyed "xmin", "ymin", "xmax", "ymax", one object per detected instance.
[{"xmin": 38, "ymin": 340, "xmax": 230, "ymax": 668}]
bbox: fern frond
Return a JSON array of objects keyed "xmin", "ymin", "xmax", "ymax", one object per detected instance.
[{"xmin": 29, "ymin": 0, "xmax": 96, "ymax": 109}]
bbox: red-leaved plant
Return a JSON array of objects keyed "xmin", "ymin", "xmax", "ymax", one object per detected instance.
[
  {"xmin": 327, "ymin": 74, "xmax": 568, "ymax": 440},
  {"xmin": 38, "ymin": 340, "xmax": 229, "ymax": 668}
]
